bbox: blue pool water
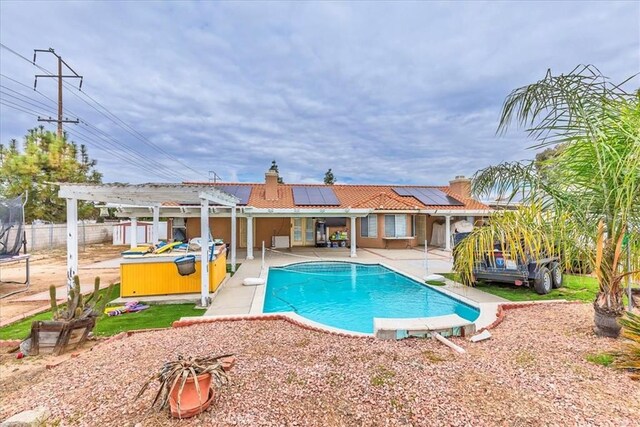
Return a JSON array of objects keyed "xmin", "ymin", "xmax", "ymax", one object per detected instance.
[{"xmin": 263, "ymin": 262, "xmax": 479, "ymax": 333}]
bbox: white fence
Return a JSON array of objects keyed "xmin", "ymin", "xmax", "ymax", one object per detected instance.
[
  {"xmin": 112, "ymin": 221, "xmax": 168, "ymax": 245},
  {"xmin": 26, "ymin": 222, "xmax": 114, "ymax": 251}
]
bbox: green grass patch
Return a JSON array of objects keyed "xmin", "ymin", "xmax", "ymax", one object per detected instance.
[
  {"xmin": 0, "ymin": 310, "xmax": 57, "ymax": 340},
  {"xmin": 370, "ymin": 365, "xmax": 396, "ymax": 387},
  {"xmin": 227, "ymin": 263, "xmax": 241, "ymax": 276},
  {"xmin": 0, "ymin": 284, "xmax": 204, "ymax": 340},
  {"xmin": 442, "ymin": 273, "xmax": 598, "ymax": 302},
  {"xmin": 93, "ymin": 303, "xmax": 204, "ymax": 336},
  {"xmin": 586, "ymin": 353, "xmax": 615, "ymax": 367},
  {"xmin": 515, "ymin": 350, "xmax": 536, "ymax": 367},
  {"xmin": 425, "ymin": 280, "xmax": 446, "ymax": 286}
]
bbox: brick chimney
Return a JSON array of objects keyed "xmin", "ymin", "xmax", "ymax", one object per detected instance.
[
  {"xmin": 449, "ymin": 175, "xmax": 472, "ymax": 199},
  {"xmin": 265, "ymin": 170, "xmax": 279, "ymax": 200}
]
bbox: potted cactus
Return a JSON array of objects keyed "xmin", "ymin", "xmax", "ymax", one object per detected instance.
[
  {"xmin": 137, "ymin": 354, "xmax": 235, "ymax": 419},
  {"xmin": 26, "ymin": 275, "xmax": 114, "ymax": 356}
]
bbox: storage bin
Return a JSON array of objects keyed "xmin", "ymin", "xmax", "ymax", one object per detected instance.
[{"xmin": 174, "ymin": 255, "xmax": 196, "ymax": 276}]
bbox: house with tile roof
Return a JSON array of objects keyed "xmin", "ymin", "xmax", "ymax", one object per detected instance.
[
  {"xmin": 106, "ymin": 166, "xmax": 490, "ymax": 257},
  {"xmin": 58, "ymin": 167, "xmax": 492, "ymax": 303}
]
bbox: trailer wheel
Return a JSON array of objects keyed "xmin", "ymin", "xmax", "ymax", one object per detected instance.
[
  {"xmin": 533, "ymin": 266, "xmax": 552, "ymax": 294},
  {"xmin": 549, "ymin": 262, "xmax": 563, "ymax": 288}
]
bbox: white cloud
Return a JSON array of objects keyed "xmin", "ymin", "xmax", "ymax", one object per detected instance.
[{"xmin": 1, "ymin": 1, "xmax": 638, "ymax": 186}]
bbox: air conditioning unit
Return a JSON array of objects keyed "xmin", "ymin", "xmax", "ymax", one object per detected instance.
[{"xmin": 272, "ymin": 236, "xmax": 290, "ymax": 248}]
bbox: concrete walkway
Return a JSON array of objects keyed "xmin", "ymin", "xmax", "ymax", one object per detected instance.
[
  {"xmin": 204, "ymin": 247, "xmax": 506, "ymax": 318},
  {"xmin": 205, "ymin": 259, "xmax": 263, "ymax": 316}
]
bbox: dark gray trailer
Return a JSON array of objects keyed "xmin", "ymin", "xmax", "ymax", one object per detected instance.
[{"xmin": 454, "ymin": 232, "xmax": 563, "ymax": 295}]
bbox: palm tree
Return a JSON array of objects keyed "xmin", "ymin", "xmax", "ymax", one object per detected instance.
[{"xmin": 453, "ymin": 65, "xmax": 640, "ymax": 337}]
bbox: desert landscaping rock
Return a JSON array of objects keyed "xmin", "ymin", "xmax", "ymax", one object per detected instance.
[
  {"xmin": 1, "ymin": 304, "xmax": 638, "ymax": 426},
  {"xmin": 0, "ymin": 407, "xmax": 49, "ymax": 427}
]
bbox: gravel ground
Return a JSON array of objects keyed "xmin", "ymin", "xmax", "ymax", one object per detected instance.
[{"xmin": 1, "ymin": 304, "xmax": 638, "ymax": 426}]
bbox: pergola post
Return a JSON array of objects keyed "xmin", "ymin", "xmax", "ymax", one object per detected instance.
[
  {"xmin": 130, "ymin": 217, "xmax": 138, "ymax": 248},
  {"xmin": 445, "ymin": 215, "xmax": 452, "ymax": 251},
  {"xmin": 66, "ymin": 198, "xmax": 78, "ymax": 290},
  {"xmin": 230, "ymin": 207, "xmax": 237, "ymax": 272},
  {"xmin": 350, "ymin": 216, "xmax": 357, "ymax": 258},
  {"xmin": 246, "ymin": 216, "xmax": 254, "ymax": 260},
  {"xmin": 200, "ymin": 198, "xmax": 210, "ymax": 307},
  {"xmin": 152, "ymin": 205, "xmax": 160, "ymax": 244}
]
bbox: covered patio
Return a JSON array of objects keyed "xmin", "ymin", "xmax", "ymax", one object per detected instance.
[
  {"xmin": 58, "ymin": 183, "xmax": 239, "ymax": 306},
  {"xmin": 57, "ymin": 183, "xmax": 373, "ymax": 307}
]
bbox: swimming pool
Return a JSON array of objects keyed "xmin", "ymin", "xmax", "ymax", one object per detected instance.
[{"xmin": 263, "ymin": 262, "xmax": 480, "ymax": 334}]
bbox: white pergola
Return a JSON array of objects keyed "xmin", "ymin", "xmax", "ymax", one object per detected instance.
[{"xmin": 58, "ymin": 183, "xmax": 239, "ymax": 306}]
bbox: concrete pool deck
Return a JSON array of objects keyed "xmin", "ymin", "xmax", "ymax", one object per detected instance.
[{"xmin": 201, "ymin": 247, "xmax": 508, "ymax": 331}]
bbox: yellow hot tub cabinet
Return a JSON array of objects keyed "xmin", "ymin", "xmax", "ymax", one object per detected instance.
[{"xmin": 120, "ymin": 247, "xmax": 227, "ymax": 297}]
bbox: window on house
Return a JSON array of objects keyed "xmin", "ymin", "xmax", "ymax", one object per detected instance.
[
  {"xmin": 384, "ymin": 214, "xmax": 408, "ymax": 237},
  {"xmin": 411, "ymin": 215, "xmax": 416, "ymax": 237},
  {"xmin": 360, "ymin": 215, "xmax": 377, "ymax": 238}
]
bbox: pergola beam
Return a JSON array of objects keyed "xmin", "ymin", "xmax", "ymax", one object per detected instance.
[
  {"xmin": 109, "ymin": 206, "xmax": 372, "ymax": 218},
  {"xmin": 58, "ymin": 183, "xmax": 239, "ymax": 207}
]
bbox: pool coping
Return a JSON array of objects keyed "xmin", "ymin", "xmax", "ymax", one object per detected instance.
[{"xmin": 247, "ymin": 259, "xmax": 497, "ymax": 336}]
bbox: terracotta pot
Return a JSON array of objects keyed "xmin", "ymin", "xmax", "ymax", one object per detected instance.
[{"xmin": 169, "ymin": 372, "xmax": 213, "ymax": 418}]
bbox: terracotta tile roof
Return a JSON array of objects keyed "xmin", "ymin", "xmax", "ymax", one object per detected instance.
[
  {"xmin": 352, "ymin": 192, "xmax": 422, "ymax": 210},
  {"xmin": 185, "ymin": 182, "xmax": 490, "ymax": 211}
]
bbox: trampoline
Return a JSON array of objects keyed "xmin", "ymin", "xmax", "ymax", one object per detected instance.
[{"xmin": 0, "ymin": 194, "xmax": 30, "ymax": 298}]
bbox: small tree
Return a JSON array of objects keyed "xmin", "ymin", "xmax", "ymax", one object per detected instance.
[
  {"xmin": 453, "ymin": 65, "xmax": 640, "ymax": 338},
  {"xmin": 0, "ymin": 127, "xmax": 102, "ymax": 222},
  {"xmin": 324, "ymin": 168, "xmax": 336, "ymax": 185}
]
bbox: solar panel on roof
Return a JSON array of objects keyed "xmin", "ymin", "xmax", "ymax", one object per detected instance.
[
  {"xmin": 292, "ymin": 186, "xmax": 340, "ymax": 206},
  {"xmin": 308, "ymin": 188, "xmax": 325, "ymax": 205},
  {"xmin": 214, "ymin": 185, "xmax": 251, "ymax": 205},
  {"xmin": 318, "ymin": 187, "xmax": 340, "ymax": 204},
  {"xmin": 392, "ymin": 187, "xmax": 464, "ymax": 206},
  {"xmin": 392, "ymin": 187, "xmax": 412, "ymax": 196}
]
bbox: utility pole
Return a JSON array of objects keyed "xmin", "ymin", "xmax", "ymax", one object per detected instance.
[
  {"xmin": 208, "ymin": 170, "xmax": 221, "ymax": 184},
  {"xmin": 33, "ymin": 48, "xmax": 82, "ymax": 138}
]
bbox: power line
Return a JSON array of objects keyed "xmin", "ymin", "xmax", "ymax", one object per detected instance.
[
  {"xmin": 66, "ymin": 88, "xmax": 206, "ymax": 179},
  {"xmin": 65, "ymin": 128, "xmax": 180, "ymax": 182},
  {"xmin": 1, "ymin": 42, "xmax": 208, "ymax": 181},
  {"xmin": 1, "ymin": 76, "xmax": 191, "ymax": 181},
  {"xmin": 0, "ymin": 99, "xmax": 45, "ymax": 117},
  {"xmin": 0, "ymin": 87, "xmax": 59, "ymax": 115},
  {"xmin": 74, "ymin": 122, "xmax": 187, "ymax": 180},
  {"xmin": 0, "ymin": 75, "xmax": 58, "ymax": 107},
  {"xmin": 0, "ymin": 95, "xmax": 181, "ymax": 182},
  {"xmin": 0, "ymin": 98, "xmax": 50, "ymax": 117}
]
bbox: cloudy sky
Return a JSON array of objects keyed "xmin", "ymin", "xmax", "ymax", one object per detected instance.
[{"xmin": 1, "ymin": 1, "xmax": 638, "ymax": 185}]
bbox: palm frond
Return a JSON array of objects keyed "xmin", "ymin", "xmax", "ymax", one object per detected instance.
[{"xmin": 497, "ymin": 65, "xmax": 631, "ymax": 147}]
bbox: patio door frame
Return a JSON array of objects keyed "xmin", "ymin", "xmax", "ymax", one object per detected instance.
[{"xmin": 291, "ymin": 217, "xmax": 315, "ymax": 246}]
